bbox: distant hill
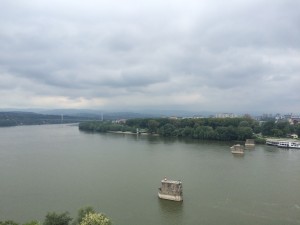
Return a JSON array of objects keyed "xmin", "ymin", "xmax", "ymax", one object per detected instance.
[
  {"xmin": 0, "ymin": 108, "xmax": 220, "ymax": 127},
  {"xmin": 40, "ymin": 109, "xmax": 101, "ymax": 116},
  {"xmin": 0, "ymin": 110, "xmax": 161, "ymax": 127},
  {"xmin": 49, "ymin": 109, "xmax": 216, "ymax": 118},
  {"xmin": 0, "ymin": 111, "xmax": 93, "ymax": 127},
  {"xmin": 40, "ymin": 109, "xmax": 160, "ymax": 120}
]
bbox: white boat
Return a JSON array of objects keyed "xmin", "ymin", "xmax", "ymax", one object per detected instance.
[
  {"xmin": 266, "ymin": 139, "xmax": 280, "ymax": 146},
  {"xmin": 266, "ymin": 139, "xmax": 300, "ymax": 149},
  {"xmin": 277, "ymin": 141, "xmax": 289, "ymax": 148},
  {"xmin": 278, "ymin": 140, "xmax": 300, "ymax": 149},
  {"xmin": 289, "ymin": 141, "xmax": 300, "ymax": 148}
]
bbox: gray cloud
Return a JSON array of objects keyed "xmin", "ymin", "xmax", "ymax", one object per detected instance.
[{"xmin": 0, "ymin": 0, "xmax": 299, "ymax": 113}]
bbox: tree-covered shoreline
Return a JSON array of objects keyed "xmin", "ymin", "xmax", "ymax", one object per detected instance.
[
  {"xmin": 79, "ymin": 117, "xmax": 300, "ymax": 143},
  {"xmin": 79, "ymin": 117, "xmax": 262, "ymax": 142}
]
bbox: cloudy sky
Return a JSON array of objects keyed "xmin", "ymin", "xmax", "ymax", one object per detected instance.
[{"xmin": 1, "ymin": 0, "xmax": 299, "ymax": 113}]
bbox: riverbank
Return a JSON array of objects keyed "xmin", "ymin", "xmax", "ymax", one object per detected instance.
[
  {"xmin": 108, "ymin": 131, "xmax": 159, "ymax": 136},
  {"xmin": 79, "ymin": 118, "xmax": 257, "ymax": 142}
]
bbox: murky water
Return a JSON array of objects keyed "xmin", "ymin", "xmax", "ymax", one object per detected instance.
[{"xmin": 0, "ymin": 124, "xmax": 299, "ymax": 225}]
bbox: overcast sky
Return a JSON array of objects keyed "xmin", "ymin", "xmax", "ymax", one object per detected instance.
[{"xmin": 1, "ymin": 0, "xmax": 299, "ymax": 113}]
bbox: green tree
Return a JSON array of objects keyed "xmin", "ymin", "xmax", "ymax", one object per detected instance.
[
  {"xmin": 80, "ymin": 213, "xmax": 111, "ymax": 225},
  {"xmin": 261, "ymin": 121, "xmax": 275, "ymax": 136},
  {"xmin": 148, "ymin": 120, "xmax": 159, "ymax": 134},
  {"xmin": 215, "ymin": 126, "xmax": 237, "ymax": 141},
  {"xmin": 276, "ymin": 121, "xmax": 291, "ymax": 136},
  {"xmin": 75, "ymin": 207, "xmax": 95, "ymax": 225},
  {"xmin": 271, "ymin": 129, "xmax": 284, "ymax": 137},
  {"xmin": 23, "ymin": 221, "xmax": 40, "ymax": 225},
  {"xmin": 159, "ymin": 123, "xmax": 176, "ymax": 137},
  {"xmin": 295, "ymin": 124, "xmax": 300, "ymax": 136},
  {"xmin": 181, "ymin": 126, "xmax": 194, "ymax": 137},
  {"xmin": 44, "ymin": 212, "xmax": 72, "ymax": 225},
  {"xmin": 0, "ymin": 221, "xmax": 19, "ymax": 225},
  {"xmin": 253, "ymin": 125, "xmax": 261, "ymax": 134},
  {"xmin": 193, "ymin": 126, "xmax": 215, "ymax": 139},
  {"xmin": 237, "ymin": 127, "xmax": 253, "ymax": 140},
  {"xmin": 239, "ymin": 121, "xmax": 250, "ymax": 127}
]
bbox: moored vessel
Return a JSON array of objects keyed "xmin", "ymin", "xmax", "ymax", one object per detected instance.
[
  {"xmin": 266, "ymin": 139, "xmax": 300, "ymax": 149},
  {"xmin": 277, "ymin": 140, "xmax": 300, "ymax": 149}
]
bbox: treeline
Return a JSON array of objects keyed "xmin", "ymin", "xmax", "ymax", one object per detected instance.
[
  {"xmin": 79, "ymin": 117, "xmax": 261, "ymax": 142},
  {"xmin": 261, "ymin": 120, "xmax": 300, "ymax": 137},
  {"xmin": 79, "ymin": 121, "xmax": 136, "ymax": 133},
  {"xmin": 0, "ymin": 112, "xmax": 93, "ymax": 127},
  {"xmin": 79, "ymin": 117, "xmax": 300, "ymax": 142},
  {"xmin": 0, "ymin": 206, "xmax": 111, "ymax": 225}
]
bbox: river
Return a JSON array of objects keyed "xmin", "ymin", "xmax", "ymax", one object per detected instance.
[{"xmin": 0, "ymin": 124, "xmax": 299, "ymax": 225}]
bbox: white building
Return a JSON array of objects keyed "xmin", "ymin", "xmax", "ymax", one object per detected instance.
[{"xmin": 215, "ymin": 113, "xmax": 237, "ymax": 118}]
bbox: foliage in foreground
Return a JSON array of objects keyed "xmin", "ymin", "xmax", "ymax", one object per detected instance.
[
  {"xmin": 0, "ymin": 207, "xmax": 112, "ymax": 225},
  {"xmin": 74, "ymin": 207, "xmax": 96, "ymax": 225},
  {"xmin": 80, "ymin": 213, "xmax": 111, "ymax": 225},
  {"xmin": 44, "ymin": 212, "xmax": 72, "ymax": 225}
]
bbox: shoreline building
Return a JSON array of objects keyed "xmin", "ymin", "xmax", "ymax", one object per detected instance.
[{"xmin": 215, "ymin": 113, "xmax": 237, "ymax": 118}]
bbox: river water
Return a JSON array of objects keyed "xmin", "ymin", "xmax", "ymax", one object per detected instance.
[{"xmin": 0, "ymin": 124, "xmax": 299, "ymax": 225}]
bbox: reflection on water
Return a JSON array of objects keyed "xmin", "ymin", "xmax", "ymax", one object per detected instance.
[
  {"xmin": 232, "ymin": 153, "xmax": 245, "ymax": 158},
  {"xmin": 158, "ymin": 198, "xmax": 183, "ymax": 214},
  {"xmin": 158, "ymin": 199, "xmax": 183, "ymax": 225},
  {"xmin": 245, "ymin": 146, "xmax": 255, "ymax": 151},
  {"xmin": 265, "ymin": 146, "xmax": 281, "ymax": 153}
]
